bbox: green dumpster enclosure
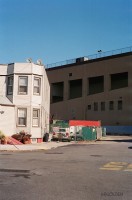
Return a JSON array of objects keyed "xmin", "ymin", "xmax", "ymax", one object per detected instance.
[{"xmin": 82, "ymin": 127, "xmax": 97, "ymax": 140}]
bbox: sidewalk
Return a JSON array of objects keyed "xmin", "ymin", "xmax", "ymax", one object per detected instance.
[
  {"xmin": 0, "ymin": 141, "xmax": 74, "ymax": 151},
  {"xmin": 0, "ymin": 140, "xmax": 101, "ymax": 151},
  {"xmin": 0, "ymin": 135, "xmax": 132, "ymax": 151}
]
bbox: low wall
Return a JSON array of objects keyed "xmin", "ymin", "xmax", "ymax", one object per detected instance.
[{"xmin": 103, "ymin": 126, "xmax": 132, "ymax": 136}]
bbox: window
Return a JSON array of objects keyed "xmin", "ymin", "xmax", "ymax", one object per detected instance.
[
  {"xmin": 88, "ymin": 105, "xmax": 91, "ymax": 110},
  {"xmin": 18, "ymin": 76, "xmax": 28, "ymax": 94},
  {"xmin": 109, "ymin": 101, "xmax": 114, "ymax": 110},
  {"xmin": 101, "ymin": 102, "xmax": 105, "ymax": 111},
  {"xmin": 118, "ymin": 100, "xmax": 122, "ymax": 110},
  {"xmin": 18, "ymin": 108, "xmax": 27, "ymax": 126},
  {"xmin": 33, "ymin": 109, "xmax": 40, "ymax": 127},
  {"xmin": 34, "ymin": 77, "xmax": 41, "ymax": 95},
  {"xmin": 7, "ymin": 76, "xmax": 13, "ymax": 95},
  {"xmin": 94, "ymin": 102, "xmax": 98, "ymax": 111}
]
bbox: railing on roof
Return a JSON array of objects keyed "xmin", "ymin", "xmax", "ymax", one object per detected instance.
[{"xmin": 45, "ymin": 46, "xmax": 132, "ymax": 69}]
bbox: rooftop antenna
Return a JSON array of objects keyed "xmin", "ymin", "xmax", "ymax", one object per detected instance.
[
  {"xmin": 37, "ymin": 59, "xmax": 43, "ymax": 66},
  {"xmin": 26, "ymin": 58, "xmax": 32, "ymax": 63},
  {"xmin": 97, "ymin": 50, "xmax": 102, "ymax": 53}
]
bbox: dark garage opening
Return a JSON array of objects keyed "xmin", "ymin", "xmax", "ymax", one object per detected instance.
[
  {"xmin": 88, "ymin": 76, "xmax": 104, "ymax": 95},
  {"xmin": 111, "ymin": 72, "xmax": 128, "ymax": 90},
  {"xmin": 51, "ymin": 82, "xmax": 64, "ymax": 103},
  {"xmin": 69, "ymin": 79, "xmax": 82, "ymax": 99}
]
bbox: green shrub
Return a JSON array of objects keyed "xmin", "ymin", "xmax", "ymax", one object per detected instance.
[{"xmin": 0, "ymin": 131, "xmax": 5, "ymax": 140}]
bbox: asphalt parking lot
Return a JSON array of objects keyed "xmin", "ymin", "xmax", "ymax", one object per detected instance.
[{"xmin": 0, "ymin": 136, "xmax": 132, "ymax": 200}]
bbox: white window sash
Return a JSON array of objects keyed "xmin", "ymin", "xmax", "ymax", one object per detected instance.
[
  {"xmin": 18, "ymin": 109, "xmax": 27, "ymax": 126},
  {"xmin": 19, "ymin": 77, "xmax": 27, "ymax": 86},
  {"xmin": 7, "ymin": 77, "xmax": 13, "ymax": 94},
  {"xmin": 33, "ymin": 109, "xmax": 40, "ymax": 126},
  {"xmin": 34, "ymin": 77, "xmax": 40, "ymax": 95},
  {"xmin": 19, "ymin": 77, "xmax": 28, "ymax": 94}
]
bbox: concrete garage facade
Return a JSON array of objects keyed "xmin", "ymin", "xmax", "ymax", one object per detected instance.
[{"xmin": 46, "ymin": 47, "xmax": 132, "ymax": 126}]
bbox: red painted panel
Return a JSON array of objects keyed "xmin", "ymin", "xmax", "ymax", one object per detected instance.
[
  {"xmin": 69, "ymin": 120, "xmax": 101, "ymax": 127},
  {"xmin": 37, "ymin": 138, "xmax": 43, "ymax": 143}
]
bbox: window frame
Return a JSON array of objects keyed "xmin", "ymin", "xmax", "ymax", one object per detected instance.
[
  {"xmin": 94, "ymin": 102, "xmax": 98, "ymax": 111},
  {"xmin": 88, "ymin": 105, "xmax": 92, "ymax": 110},
  {"xmin": 101, "ymin": 102, "xmax": 105, "ymax": 111},
  {"xmin": 7, "ymin": 76, "xmax": 13, "ymax": 95},
  {"xmin": 18, "ymin": 76, "xmax": 28, "ymax": 95},
  {"xmin": 109, "ymin": 101, "xmax": 114, "ymax": 110},
  {"xmin": 17, "ymin": 108, "xmax": 27, "ymax": 127},
  {"xmin": 32, "ymin": 109, "xmax": 40, "ymax": 127},
  {"xmin": 118, "ymin": 100, "xmax": 123, "ymax": 110},
  {"xmin": 33, "ymin": 77, "xmax": 41, "ymax": 95}
]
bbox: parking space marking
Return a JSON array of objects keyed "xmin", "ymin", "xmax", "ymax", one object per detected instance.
[
  {"xmin": 124, "ymin": 164, "xmax": 132, "ymax": 172},
  {"xmin": 100, "ymin": 167, "xmax": 122, "ymax": 171},
  {"xmin": 100, "ymin": 162, "xmax": 131, "ymax": 171}
]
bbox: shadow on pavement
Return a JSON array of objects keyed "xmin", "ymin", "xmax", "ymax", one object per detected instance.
[
  {"xmin": 102, "ymin": 139, "xmax": 132, "ymax": 143},
  {"xmin": 101, "ymin": 136, "xmax": 132, "ymax": 143}
]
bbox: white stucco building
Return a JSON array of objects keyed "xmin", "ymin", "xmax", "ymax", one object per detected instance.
[{"xmin": 0, "ymin": 62, "xmax": 50, "ymax": 143}]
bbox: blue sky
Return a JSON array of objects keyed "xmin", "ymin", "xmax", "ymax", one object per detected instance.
[{"xmin": 0, "ymin": 0, "xmax": 131, "ymax": 65}]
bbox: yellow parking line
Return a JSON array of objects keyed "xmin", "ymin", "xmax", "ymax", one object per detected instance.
[
  {"xmin": 124, "ymin": 169, "xmax": 132, "ymax": 171},
  {"xmin": 100, "ymin": 162, "xmax": 128, "ymax": 171},
  {"xmin": 100, "ymin": 167, "xmax": 122, "ymax": 171},
  {"xmin": 103, "ymin": 164, "xmax": 124, "ymax": 168},
  {"xmin": 109, "ymin": 162, "xmax": 128, "ymax": 166},
  {"xmin": 124, "ymin": 164, "xmax": 132, "ymax": 172}
]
